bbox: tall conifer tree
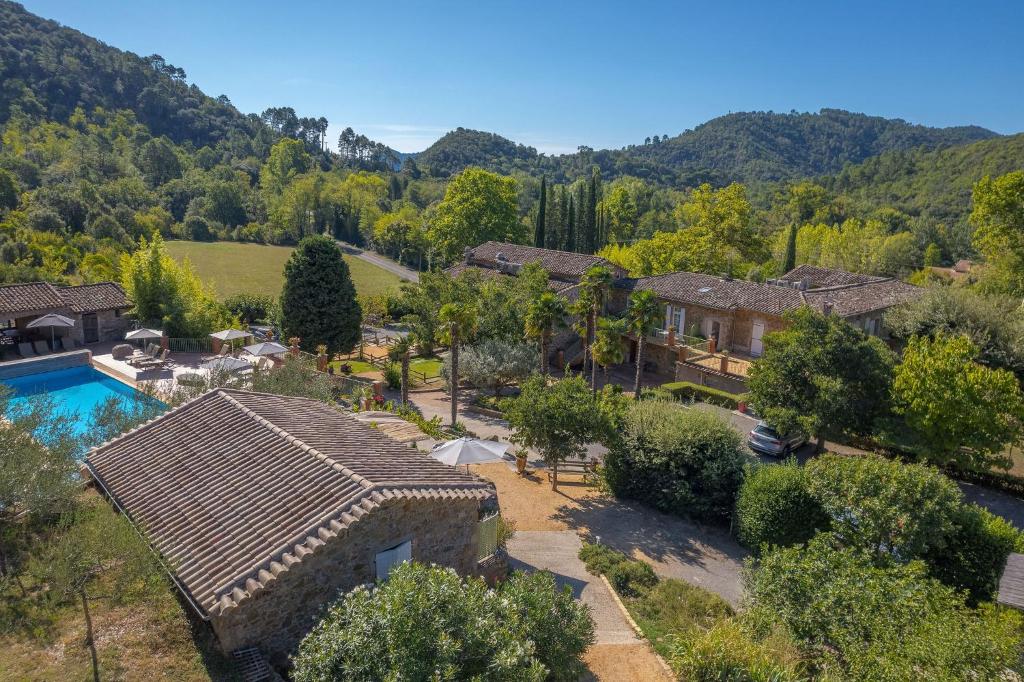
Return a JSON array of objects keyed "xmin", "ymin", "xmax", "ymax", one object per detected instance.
[
  {"xmin": 782, "ymin": 222, "xmax": 798, "ymax": 273},
  {"xmin": 566, "ymin": 195, "xmax": 576, "ymax": 252},
  {"xmin": 534, "ymin": 176, "xmax": 547, "ymax": 247}
]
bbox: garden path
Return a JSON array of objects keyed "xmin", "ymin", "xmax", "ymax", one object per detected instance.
[{"xmin": 506, "ymin": 531, "xmax": 671, "ymax": 681}]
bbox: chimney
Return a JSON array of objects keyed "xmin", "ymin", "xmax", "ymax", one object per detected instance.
[
  {"xmin": 463, "ymin": 247, "xmax": 472, "ymax": 263},
  {"xmin": 798, "ymin": 278, "xmax": 809, "ymax": 291},
  {"xmin": 823, "ymin": 301, "xmax": 834, "ymax": 316}
]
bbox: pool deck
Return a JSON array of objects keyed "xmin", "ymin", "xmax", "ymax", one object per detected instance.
[{"xmin": 89, "ymin": 342, "xmax": 262, "ymax": 393}]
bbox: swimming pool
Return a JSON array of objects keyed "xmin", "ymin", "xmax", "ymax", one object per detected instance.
[{"xmin": 3, "ymin": 365, "xmax": 162, "ymax": 446}]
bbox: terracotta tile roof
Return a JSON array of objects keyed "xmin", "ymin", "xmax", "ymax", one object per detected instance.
[
  {"xmin": 625, "ymin": 268, "xmax": 922, "ymax": 319},
  {"xmin": 779, "ymin": 264, "xmax": 884, "ymax": 288},
  {"xmin": 624, "ymin": 271, "xmax": 806, "ymax": 316},
  {"xmin": 463, "ymin": 241, "xmax": 620, "ymax": 280},
  {"xmin": 0, "ymin": 282, "xmax": 67, "ymax": 315},
  {"xmin": 802, "ymin": 278, "xmax": 923, "ymax": 317},
  {"xmin": 85, "ymin": 390, "xmax": 495, "ymax": 617},
  {"xmin": 445, "ymin": 262, "xmax": 577, "ymax": 292},
  {"xmin": 56, "ymin": 282, "xmax": 129, "ymax": 313},
  {"xmin": 0, "ymin": 281, "xmax": 129, "ymax": 316}
]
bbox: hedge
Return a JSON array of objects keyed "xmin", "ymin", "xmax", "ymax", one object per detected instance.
[{"xmin": 661, "ymin": 381, "xmax": 747, "ymax": 410}]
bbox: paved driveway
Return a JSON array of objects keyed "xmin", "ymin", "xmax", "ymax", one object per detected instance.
[{"xmin": 507, "ymin": 531, "xmax": 637, "ymax": 645}]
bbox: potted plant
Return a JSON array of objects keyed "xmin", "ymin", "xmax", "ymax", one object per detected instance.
[{"xmin": 514, "ymin": 448, "xmax": 529, "ymax": 475}]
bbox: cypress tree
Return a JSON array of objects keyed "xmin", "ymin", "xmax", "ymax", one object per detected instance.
[
  {"xmin": 281, "ymin": 235, "xmax": 362, "ymax": 353},
  {"xmin": 534, "ymin": 176, "xmax": 546, "ymax": 247},
  {"xmin": 782, "ymin": 223, "xmax": 798, "ymax": 274},
  {"xmin": 566, "ymin": 195, "xmax": 576, "ymax": 253},
  {"xmin": 575, "ymin": 183, "xmax": 586, "ymax": 252}
]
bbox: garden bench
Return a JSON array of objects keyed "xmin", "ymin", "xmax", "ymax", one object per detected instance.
[{"xmin": 547, "ymin": 459, "xmax": 598, "ymax": 482}]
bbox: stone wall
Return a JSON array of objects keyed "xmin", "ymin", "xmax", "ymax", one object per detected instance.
[
  {"xmin": 729, "ymin": 309, "xmax": 786, "ymax": 355},
  {"xmin": 675, "ymin": 361, "xmax": 749, "ymax": 394},
  {"xmin": 67, "ymin": 308, "xmax": 131, "ymax": 345},
  {"xmin": 211, "ymin": 495, "xmax": 484, "ymax": 664}
]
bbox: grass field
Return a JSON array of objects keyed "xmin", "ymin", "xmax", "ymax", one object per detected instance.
[{"xmin": 165, "ymin": 240, "xmax": 403, "ymax": 300}]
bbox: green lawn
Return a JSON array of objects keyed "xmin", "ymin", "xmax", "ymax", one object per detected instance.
[
  {"xmin": 409, "ymin": 357, "xmax": 443, "ymax": 379},
  {"xmin": 165, "ymin": 240, "xmax": 403, "ymax": 300}
]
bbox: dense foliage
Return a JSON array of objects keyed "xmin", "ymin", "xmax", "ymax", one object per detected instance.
[
  {"xmin": 747, "ymin": 308, "xmax": 895, "ymax": 444},
  {"xmin": 892, "ymin": 333, "xmax": 1024, "ymax": 469},
  {"xmin": 291, "ymin": 563, "xmax": 594, "ymax": 682},
  {"xmin": 602, "ymin": 400, "xmax": 747, "ymax": 522},
  {"xmin": 280, "ymin": 235, "xmax": 361, "ymax": 352},
  {"xmin": 745, "ymin": 536, "xmax": 1023, "ymax": 680},
  {"xmin": 735, "ymin": 460, "xmax": 829, "ymax": 551},
  {"xmin": 120, "ymin": 233, "xmax": 232, "ymax": 336}
]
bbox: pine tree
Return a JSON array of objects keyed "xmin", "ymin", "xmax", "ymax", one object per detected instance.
[
  {"xmin": 281, "ymin": 235, "xmax": 362, "ymax": 353},
  {"xmin": 546, "ymin": 183, "xmax": 562, "ymax": 250},
  {"xmin": 782, "ymin": 223, "xmax": 798, "ymax": 273},
  {"xmin": 534, "ymin": 176, "xmax": 546, "ymax": 247}
]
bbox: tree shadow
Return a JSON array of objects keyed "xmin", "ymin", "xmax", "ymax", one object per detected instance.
[{"xmin": 549, "ymin": 494, "xmax": 749, "ymax": 571}]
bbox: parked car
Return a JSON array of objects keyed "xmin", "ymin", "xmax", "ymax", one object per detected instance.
[{"xmin": 747, "ymin": 421, "xmax": 806, "ymax": 456}]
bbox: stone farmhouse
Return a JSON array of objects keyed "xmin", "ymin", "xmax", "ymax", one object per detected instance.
[
  {"xmin": 446, "ymin": 240, "xmax": 627, "ymax": 295},
  {"xmin": 84, "ymin": 389, "xmax": 498, "ymax": 663},
  {"xmin": 450, "ymin": 242, "xmax": 922, "ymax": 388},
  {"xmin": 0, "ymin": 281, "xmax": 130, "ymax": 346}
]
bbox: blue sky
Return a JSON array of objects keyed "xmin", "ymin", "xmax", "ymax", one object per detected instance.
[{"xmin": 22, "ymin": 0, "xmax": 1024, "ymax": 153}]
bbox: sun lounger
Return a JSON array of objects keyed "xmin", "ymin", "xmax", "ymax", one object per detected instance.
[
  {"xmin": 53, "ymin": 337, "xmax": 67, "ymax": 352},
  {"xmin": 17, "ymin": 342, "xmax": 35, "ymax": 357},
  {"xmin": 33, "ymin": 340, "xmax": 50, "ymax": 355}
]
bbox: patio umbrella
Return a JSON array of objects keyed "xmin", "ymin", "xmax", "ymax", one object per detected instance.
[
  {"xmin": 210, "ymin": 329, "xmax": 249, "ymax": 341},
  {"xmin": 210, "ymin": 328, "xmax": 250, "ymax": 352},
  {"xmin": 243, "ymin": 341, "xmax": 289, "ymax": 356},
  {"xmin": 201, "ymin": 356, "xmax": 252, "ymax": 373},
  {"xmin": 430, "ymin": 437, "xmax": 509, "ymax": 469},
  {"xmin": 27, "ymin": 313, "xmax": 75, "ymax": 346},
  {"xmin": 125, "ymin": 328, "xmax": 163, "ymax": 343}
]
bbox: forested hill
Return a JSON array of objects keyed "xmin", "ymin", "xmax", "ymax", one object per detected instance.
[
  {"xmin": 823, "ymin": 132, "xmax": 1024, "ymax": 227},
  {"xmin": 415, "ymin": 110, "xmax": 998, "ymax": 187},
  {"xmin": 0, "ymin": 0, "xmax": 264, "ymax": 148}
]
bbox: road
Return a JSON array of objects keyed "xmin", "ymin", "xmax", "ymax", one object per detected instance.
[{"xmin": 336, "ymin": 241, "xmax": 419, "ymax": 282}]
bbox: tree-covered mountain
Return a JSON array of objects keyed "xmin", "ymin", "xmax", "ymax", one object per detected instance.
[
  {"xmin": 415, "ymin": 110, "xmax": 998, "ymax": 187},
  {"xmin": 0, "ymin": 1, "xmax": 270, "ymax": 150},
  {"xmin": 824, "ymin": 133, "xmax": 1024, "ymax": 227}
]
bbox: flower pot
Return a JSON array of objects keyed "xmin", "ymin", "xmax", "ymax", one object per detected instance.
[
  {"xmin": 516, "ymin": 455, "xmax": 527, "ymax": 475},
  {"xmin": 738, "ymin": 401, "xmax": 747, "ymax": 413}
]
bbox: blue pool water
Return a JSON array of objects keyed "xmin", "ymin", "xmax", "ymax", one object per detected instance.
[{"xmin": 4, "ymin": 366, "xmax": 160, "ymax": 446}]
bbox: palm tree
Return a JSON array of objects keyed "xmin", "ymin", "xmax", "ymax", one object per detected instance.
[
  {"xmin": 388, "ymin": 336, "xmax": 412, "ymax": 405},
  {"xmin": 439, "ymin": 303, "xmax": 477, "ymax": 427},
  {"xmin": 569, "ymin": 289, "xmax": 594, "ymax": 375},
  {"xmin": 592, "ymin": 317, "xmax": 627, "ymax": 389},
  {"xmin": 580, "ymin": 265, "xmax": 614, "ymax": 390},
  {"xmin": 525, "ymin": 292, "xmax": 568, "ymax": 374},
  {"xmin": 626, "ymin": 289, "xmax": 662, "ymax": 399}
]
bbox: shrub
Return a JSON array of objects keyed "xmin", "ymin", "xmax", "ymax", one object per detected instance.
[
  {"xmin": 223, "ymin": 293, "xmax": 274, "ymax": 323},
  {"xmin": 660, "ymin": 381, "xmax": 747, "ymax": 410},
  {"xmin": 745, "ymin": 536, "xmax": 1024, "ymax": 680},
  {"xmin": 608, "ymin": 560, "xmax": 658, "ymax": 597},
  {"xmin": 736, "ymin": 460, "xmax": 829, "ymax": 551},
  {"xmin": 667, "ymin": 619, "xmax": 804, "ymax": 682},
  {"xmin": 923, "ymin": 503, "xmax": 1024, "ymax": 605},
  {"xmin": 805, "ymin": 454, "xmax": 962, "ymax": 560},
  {"xmin": 579, "ymin": 543, "xmax": 630, "ymax": 576},
  {"xmin": 602, "ymin": 401, "xmax": 747, "ymax": 522},
  {"xmin": 382, "ymin": 361, "xmax": 401, "ymax": 390},
  {"xmin": 292, "ymin": 563, "xmax": 593, "ymax": 682},
  {"xmin": 630, "ymin": 578, "xmax": 734, "ymax": 639}
]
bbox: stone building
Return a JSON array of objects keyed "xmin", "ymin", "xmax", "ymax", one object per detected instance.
[
  {"xmin": 446, "ymin": 240, "xmax": 627, "ymax": 295},
  {"xmin": 84, "ymin": 389, "xmax": 497, "ymax": 663},
  {"xmin": 0, "ymin": 281, "xmax": 130, "ymax": 346},
  {"xmin": 611, "ymin": 264, "xmax": 922, "ymax": 385}
]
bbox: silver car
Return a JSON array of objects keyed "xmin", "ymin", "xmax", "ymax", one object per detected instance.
[{"xmin": 747, "ymin": 421, "xmax": 806, "ymax": 456}]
